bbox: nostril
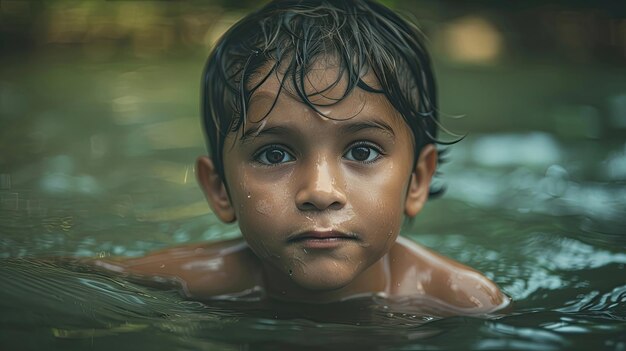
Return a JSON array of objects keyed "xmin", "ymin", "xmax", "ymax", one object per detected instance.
[
  {"xmin": 299, "ymin": 201, "xmax": 318, "ymax": 211},
  {"xmin": 327, "ymin": 201, "xmax": 344, "ymax": 211},
  {"xmin": 297, "ymin": 192, "xmax": 346, "ymax": 211}
]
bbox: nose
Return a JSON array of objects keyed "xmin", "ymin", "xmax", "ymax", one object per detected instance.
[{"xmin": 295, "ymin": 157, "xmax": 347, "ymax": 211}]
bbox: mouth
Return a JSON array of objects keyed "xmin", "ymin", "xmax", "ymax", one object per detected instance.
[{"xmin": 287, "ymin": 230, "xmax": 360, "ymax": 249}]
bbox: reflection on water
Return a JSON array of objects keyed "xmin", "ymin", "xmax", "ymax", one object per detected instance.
[{"xmin": 445, "ymin": 135, "xmax": 626, "ymax": 229}]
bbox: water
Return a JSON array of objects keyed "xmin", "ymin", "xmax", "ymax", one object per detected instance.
[{"xmin": 1, "ymin": 58, "xmax": 625, "ymax": 350}]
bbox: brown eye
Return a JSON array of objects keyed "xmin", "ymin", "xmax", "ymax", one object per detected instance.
[
  {"xmin": 256, "ymin": 146, "xmax": 294, "ymax": 165},
  {"xmin": 351, "ymin": 147, "xmax": 370, "ymax": 161},
  {"xmin": 267, "ymin": 149, "xmax": 286, "ymax": 163},
  {"xmin": 344, "ymin": 144, "xmax": 381, "ymax": 163}
]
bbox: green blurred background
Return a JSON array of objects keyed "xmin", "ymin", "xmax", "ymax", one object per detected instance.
[{"xmin": 0, "ymin": 0, "xmax": 625, "ymax": 251}]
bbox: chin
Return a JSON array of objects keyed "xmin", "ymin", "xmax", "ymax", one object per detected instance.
[{"xmin": 290, "ymin": 271, "xmax": 354, "ymax": 292}]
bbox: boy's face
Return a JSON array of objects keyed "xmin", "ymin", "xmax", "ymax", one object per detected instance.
[{"xmin": 198, "ymin": 61, "xmax": 436, "ymax": 299}]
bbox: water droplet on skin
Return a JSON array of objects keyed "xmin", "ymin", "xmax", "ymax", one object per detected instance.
[
  {"xmin": 386, "ymin": 312, "xmax": 394, "ymax": 318},
  {"xmin": 288, "ymin": 269, "xmax": 293, "ymax": 276},
  {"xmin": 469, "ymin": 296, "xmax": 483, "ymax": 307}
]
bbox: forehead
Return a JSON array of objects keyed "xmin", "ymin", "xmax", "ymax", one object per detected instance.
[
  {"xmin": 244, "ymin": 57, "xmax": 405, "ymax": 129},
  {"xmin": 249, "ymin": 56, "xmax": 380, "ymax": 98}
]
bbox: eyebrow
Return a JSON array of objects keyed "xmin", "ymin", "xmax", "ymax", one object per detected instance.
[
  {"xmin": 240, "ymin": 125, "xmax": 292, "ymax": 143},
  {"xmin": 338, "ymin": 120, "xmax": 396, "ymax": 137},
  {"xmin": 239, "ymin": 118, "xmax": 397, "ymax": 143}
]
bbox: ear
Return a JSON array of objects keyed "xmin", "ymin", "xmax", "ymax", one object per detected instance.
[
  {"xmin": 404, "ymin": 144, "xmax": 438, "ymax": 218},
  {"xmin": 196, "ymin": 156, "xmax": 236, "ymax": 223}
]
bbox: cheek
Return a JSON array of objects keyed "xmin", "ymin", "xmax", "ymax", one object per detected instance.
[
  {"xmin": 255, "ymin": 198, "xmax": 272, "ymax": 216},
  {"xmin": 243, "ymin": 184, "xmax": 292, "ymax": 219},
  {"xmin": 231, "ymin": 166, "xmax": 290, "ymax": 216},
  {"xmin": 348, "ymin": 166, "xmax": 409, "ymax": 236},
  {"xmin": 228, "ymin": 167, "xmax": 294, "ymax": 247}
]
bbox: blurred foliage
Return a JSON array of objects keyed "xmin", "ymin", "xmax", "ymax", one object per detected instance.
[{"xmin": 1, "ymin": 0, "xmax": 625, "ymax": 64}]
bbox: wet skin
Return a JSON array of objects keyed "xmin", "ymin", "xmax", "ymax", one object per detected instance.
[{"xmin": 94, "ymin": 63, "xmax": 508, "ymax": 313}]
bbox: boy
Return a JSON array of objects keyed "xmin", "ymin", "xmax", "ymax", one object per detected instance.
[{"xmin": 94, "ymin": 0, "xmax": 508, "ymax": 314}]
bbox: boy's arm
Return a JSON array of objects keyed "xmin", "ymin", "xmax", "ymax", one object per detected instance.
[
  {"xmin": 89, "ymin": 238, "xmax": 261, "ymax": 298},
  {"xmin": 425, "ymin": 259, "xmax": 510, "ymax": 313},
  {"xmin": 393, "ymin": 237, "xmax": 510, "ymax": 314}
]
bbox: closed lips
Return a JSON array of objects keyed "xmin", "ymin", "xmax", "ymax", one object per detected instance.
[{"xmin": 287, "ymin": 231, "xmax": 359, "ymax": 242}]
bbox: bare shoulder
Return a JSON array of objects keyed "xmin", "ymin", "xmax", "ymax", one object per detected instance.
[
  {"xmin": 91, "ymin": 238, "xmax": 262, "ymax": 298},
  {"xmin": 390, "ymin": 237, "xmax": 509, "ymax": 313}
]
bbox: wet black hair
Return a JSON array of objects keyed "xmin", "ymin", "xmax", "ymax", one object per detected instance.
[{"xmin": 202, "ymin": 0, "xmax": 446, "ymax": 197}]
